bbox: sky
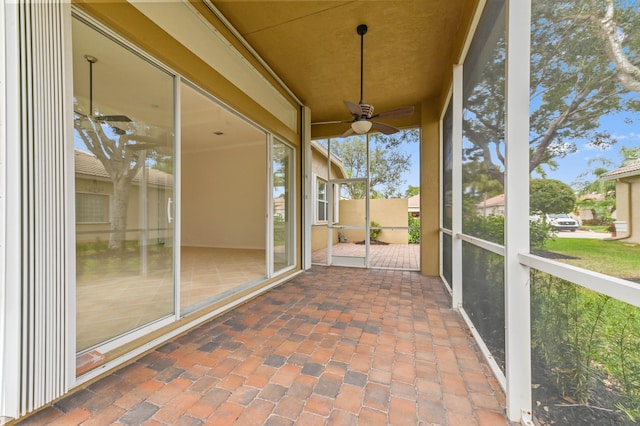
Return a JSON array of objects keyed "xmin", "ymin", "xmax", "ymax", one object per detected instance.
[
  {"xmin": 396, "ymin": 103, "xmax": 640, "ymax": 197},
  {"xmin": 533, "ymin": 111, "xmax": 640, "ymax": 187}
]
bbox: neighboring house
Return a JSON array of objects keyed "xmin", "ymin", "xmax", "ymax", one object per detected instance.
[
  {"xmin": 600, "ymin": 163, "xmax": 640, "ymax": 243},
  {"xmin": 75, "ymin": 150, "xmax": 173, "ymax": 244},
  {"xmin": 476, "ymin": 193, "xmax": 505, "ymax": 217},
  {"xmin": 408, "ymin": 194, "xmax": 420, "ymax": 217},
  {"xmin": 576, "ymin": 193, "xmax": 605, "ymax": 223}
]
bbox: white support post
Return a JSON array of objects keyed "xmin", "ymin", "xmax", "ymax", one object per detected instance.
[
  {"xmin": 173, "ymin": 78, "xmax": 182, "ymax": 320},
  {"xmin": 504, "ymin": 0, "xmax": 533, "ymax": 423},
  {"xmin": 301, "ymin": 106, "xmax": 312, "ymax": 270},
  {"xmin": 451, "ymin": 64, "xmax": 463, "ymax": 309}
]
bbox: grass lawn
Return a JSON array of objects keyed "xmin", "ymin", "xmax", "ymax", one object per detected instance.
[{"xmin": 543, "ymin": 238, "xmax": 640, "ymax": 279}]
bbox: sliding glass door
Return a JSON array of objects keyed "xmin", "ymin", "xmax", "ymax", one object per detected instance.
[
  {"xmin": 73, "ymin": 16, "xmax": 176, "ymax": 354},
  {"xmin": 272, "ymin": 139, "xmax": 295, "ymax": 272}
]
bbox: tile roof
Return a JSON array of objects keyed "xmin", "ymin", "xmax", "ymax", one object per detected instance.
[
  {"xmin": 475, "ymin": 193, "xmax": 505, "ymax": 208},
  {"xmin": 75, "ymin": 149, "xmax": 173, "ymax": 187},
  {"xmin": 407, "ymin": 194, "xmax": 420, "ymax": 211},
  {"xmin": 600, "ymin": 163, "xmax": 640, "ymax": 181}
]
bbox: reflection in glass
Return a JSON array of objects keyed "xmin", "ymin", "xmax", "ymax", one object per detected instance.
[
  {"xmin": 179, "ymin": 83, "xmax": 267, "ymax": 314},
  {"xmin": 73, "ymin": 17, "xmax": 175, "ymax": 353},
  {"xmin": 273, "ymin": 139, "xmax": 294, "ymax": 272}
]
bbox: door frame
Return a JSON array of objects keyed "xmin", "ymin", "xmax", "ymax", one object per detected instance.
[{"xmin": 327, "ymin": 177, "xmax": 370, "ymax": 268}]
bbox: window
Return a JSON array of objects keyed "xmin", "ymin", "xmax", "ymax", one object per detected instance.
[
  {"xmin": 316, "ymin": 178, "xmax": 328, "ymax": 222},
  {"xmin": 76, "ymin": 193, "xmax": 109, "ymax": 223}
]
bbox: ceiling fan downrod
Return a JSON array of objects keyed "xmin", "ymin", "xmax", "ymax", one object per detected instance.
[
  {"xmin": 84, "ymin": 55, "xmax": 98, "ymax": 116},
  {"xmin": 357, "ymin": 24, "xmax": 367, "ymax": 105}
]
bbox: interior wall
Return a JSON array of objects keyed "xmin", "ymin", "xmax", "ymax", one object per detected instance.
[{"xmin": 181, "ymin": 144, "xmax": 266, "ymax": 249}]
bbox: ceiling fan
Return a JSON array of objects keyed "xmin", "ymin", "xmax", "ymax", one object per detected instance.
[
  {"xmin": 311, "ymin": 24, "xmax": 414, "ymax": 136},
  {"xmin": 81, "ymin": 54, "xmax": 132, "ymax": 124}
]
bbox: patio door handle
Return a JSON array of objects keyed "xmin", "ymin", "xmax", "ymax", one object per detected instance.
[{"xmin": 167, "ymin": 197, "xmax": 173, "ymax": 224}]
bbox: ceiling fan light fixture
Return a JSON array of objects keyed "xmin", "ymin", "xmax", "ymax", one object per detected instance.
[{"xmin": 351, "ymin": 120, "xmax": 372, "ymax": 134}]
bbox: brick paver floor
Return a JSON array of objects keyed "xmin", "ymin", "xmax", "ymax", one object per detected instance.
[
  {"xmin": 19, "ymin": 266, "xmax": 508, "ymax": 425},
  {"xmin": 312, "ymin": 243, "xmax": 421, "ymax": 270}
]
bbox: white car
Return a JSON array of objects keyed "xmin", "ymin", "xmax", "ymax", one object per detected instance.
[{"xmin": 546, "ymin": 213, "xmax": 579, "ymax": 232}]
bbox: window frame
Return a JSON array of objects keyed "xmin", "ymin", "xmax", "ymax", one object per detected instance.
[
  {"xmin": 315, "ymin": 176, "xmax": 328, "ymax": 223},
  {"xmin": 75, "ymin": 192, "xmax": 110, "ymax": 224}
]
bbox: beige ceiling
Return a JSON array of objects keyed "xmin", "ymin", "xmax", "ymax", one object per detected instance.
[{"xmin": 210, "ymin": 0, "xmax": 478, "ymax": 135}]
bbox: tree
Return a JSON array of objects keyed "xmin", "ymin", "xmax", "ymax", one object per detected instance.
[
  {"xmin": 331, "ymin": 132, "xmax": 414, "ymax": 199},
  {"xmin": 463, "ymin": 0, "xmax": 639, "ymax": 185},
  {"xmin": 404, "ymin": 185, "xmax": 420, "ymax": 198},
  {"xmin": 620, "ymin": 146, "xmax": 640, "ymax": 166},
  {"xmin": 585, "ymin": 0, "xmax": 640, "ymax": 94},
  {"xmin": 530, "ymin": 179, "xmax": 577, "ymax": 214},
  {"xmin": 74, "ymin": 111, "xmax": 170, "ymax": 251},
  {"xmin": 573, "ymin": 157, "xmax": 616, "ymax": 195},
  {"xmin": 462, "ymin": 159, "xmax": 504, "ymax": 216},
  {"xmin": 573, "ymin": 157, "xmax": 616, "ymax": 222}
]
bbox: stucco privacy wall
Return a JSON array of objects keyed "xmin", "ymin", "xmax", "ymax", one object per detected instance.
[
  {"xmin": 181, "ymin": 144, "xmax": 267, "ymax": 249},
  {"xmin": 339, "ymin": 199, "xmax": 409, "ymax": 244},
  {"xmin": 311, "ymin": 226, "xmax": 338, "ymax": 252}
]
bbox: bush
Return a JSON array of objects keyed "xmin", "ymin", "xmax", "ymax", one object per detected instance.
[
  {"xmin": 463, "ymin": 213, "xmax": 554, "ymax": 249},
  {"xmin": 370, "ymin": 220, "xmax": 381, "ymax": 241},
  {"xmin": 530, "ymin": 217, "xmax": 554, "ymax": 249},
  {"xmin": 531, "ymin": 270, "xmax": 640, "ymax": 418},
  {"xmin": 463, "ymin": 214, "xmax": 505, "ymax": 244},
  {"xmin": 408, "ymin": 214, "xmax": 420, "ymax": 244},
  {"xmin": 530, "ymin": 179, "xmax": 576, "ymax": 215}
]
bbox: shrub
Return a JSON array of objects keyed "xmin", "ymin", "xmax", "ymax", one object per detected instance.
[
  {"xmin": 370, "ymin": 220, "xmax": 381, "ymax": 241},
  {"xmin": 463, "ymin": 213, "xmax": 554, "ymax": 249},
  {"xmin": 408, "ymin": 214, "xmax": 420, "ymax": 244}
]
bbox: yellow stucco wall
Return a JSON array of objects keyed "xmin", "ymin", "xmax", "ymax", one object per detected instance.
[
  {"xmin": 616, "ymin": 177, "xmax": 640, "ymax": 244},
  {"xmin": 421, "ymin": 99, "xmax": 440, "ymax": 276},
  {"xmin": 338, "ymin": 199, "xmax": 409, "ymax": 244},
  {"xmin": 309, "ymin": 144, "xmax": 345, "ymax": 252}
]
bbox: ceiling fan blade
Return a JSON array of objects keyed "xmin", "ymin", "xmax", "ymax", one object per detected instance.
[
  {"xmin": 341, "ymin": 127, "xmax": 355, "ymax": 137},
  {"xmin": 96, "ymin": 114, "xmax": 133, "ymax": 123},
  {"xmin": 344, "ymin": 100, "xmax": 361, "ymax": 117},
  {"xmin": 311, "ymin": 120, "xmax": 352, "ymax": 125},
  {"xmin": 372, "ymin": 106, "xmax": 414, "ymax": 120},
  {"xmin": 372, "ymin": 122, "xmax": 399, "ymax": 135}
]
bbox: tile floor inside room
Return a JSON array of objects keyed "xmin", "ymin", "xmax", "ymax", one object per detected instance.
[{"xmin": 27, "ymin": 266, "xmax": 509, "ymax": 426}]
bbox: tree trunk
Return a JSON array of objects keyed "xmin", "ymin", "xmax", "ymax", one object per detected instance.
[{"xmin": 109, "ymin": 177, "xmax": 133, "ymax": 251}]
